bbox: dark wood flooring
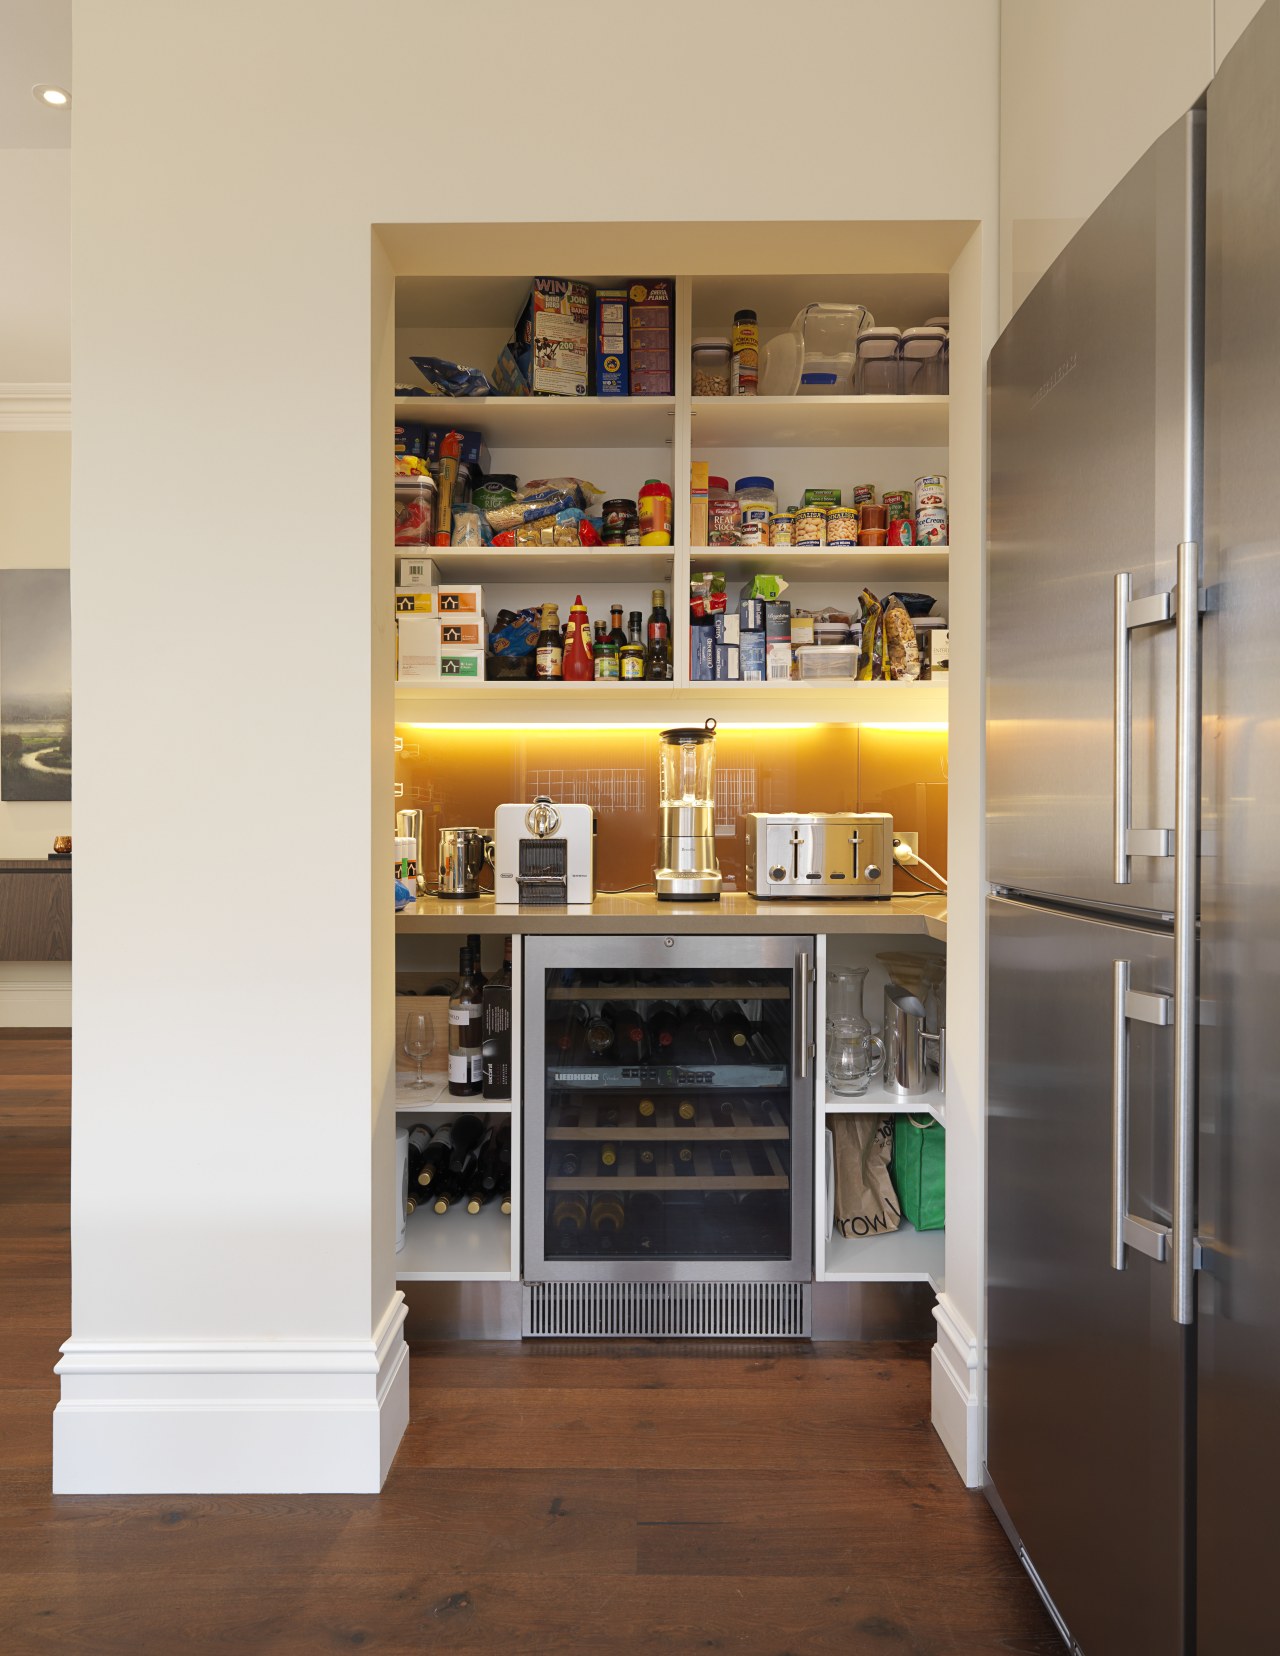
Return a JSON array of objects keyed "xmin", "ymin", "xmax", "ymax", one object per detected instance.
[{"xmin": 0, "ymin": 1033, "xmax": 1059, "ymax": 1654}]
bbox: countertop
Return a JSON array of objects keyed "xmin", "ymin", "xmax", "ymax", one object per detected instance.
[{"xmin": 396, "ymin": 891, "xmax": 946, "ymax": 939}]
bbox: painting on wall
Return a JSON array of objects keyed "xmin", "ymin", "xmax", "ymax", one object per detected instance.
[{"xmin": 0, "ymin": 569, "xmax": 71, "ymax": 802}]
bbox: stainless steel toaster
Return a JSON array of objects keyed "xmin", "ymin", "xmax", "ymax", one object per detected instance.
[
  {"xmin": 743, "ymin": 812, "xmax": 894, "ymax": 899},
  {"xmin": 493, "ymin": 796, "xmax": 596, "ymax": 906}
]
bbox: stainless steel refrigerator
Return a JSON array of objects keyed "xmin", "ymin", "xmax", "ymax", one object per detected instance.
[{"xmin": 986, "ymin": 8, "xmax": 1280, "ymax": 1650}]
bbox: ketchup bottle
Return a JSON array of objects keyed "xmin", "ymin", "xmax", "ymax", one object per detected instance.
[{"xmin": 562, "ymin": 594, "xmax": 595, "ymax": 681}]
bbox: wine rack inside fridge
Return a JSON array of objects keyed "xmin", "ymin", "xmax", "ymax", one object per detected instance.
[{"xmin": 523, "ymin": 934, "xmax": 815, "ymax": 1294}]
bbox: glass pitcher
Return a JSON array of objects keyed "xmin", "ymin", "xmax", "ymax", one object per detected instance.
[{"xmin": 826, "ymin": 966, "xmax": 886, "ymax": 1097}]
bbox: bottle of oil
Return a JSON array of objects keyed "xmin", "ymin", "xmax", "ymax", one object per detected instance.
[
  {"xmin": 645, "ymin": 588, "xmax": 672, "ymax": 680},
  {"xmin": 536, "ymin": 603, "xmax": 563, "ymax": 679}
]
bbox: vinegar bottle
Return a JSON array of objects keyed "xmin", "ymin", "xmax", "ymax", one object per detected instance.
[{"xmin": 562, "ymin": 594, "xmax": 594, "ymax": 681}]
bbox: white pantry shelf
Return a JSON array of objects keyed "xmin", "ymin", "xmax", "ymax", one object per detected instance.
[
  {"xmin": 418, "ymin": 545, "xmax": 675, "ymax": 584},
  {"xmin": 394, "ymin": 394, "xmax": 676, "ymax": 450},
  {"xmin": 690, "ymin": 394, "xmax": 947, "ymax": 449},
  {"xmin": 823, "ymin": 1085, "xmax": 945, "ymax": 1125},
  {"xmin": 822, "ymin": 1218, "xmax": 944, "ymax": 1287},
  {"xmin": 396, "ymin": 1200, "xmax": 514, "ymax": 1281},
  {"xmin": 699, "ymin": 546, "xmax": 949, "ymax": 589}
]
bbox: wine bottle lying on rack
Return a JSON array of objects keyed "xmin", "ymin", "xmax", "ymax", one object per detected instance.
[
  {"xmin": 647, "ymin": 1002, "xmax": 680, "ymax": 1057},
  {"xmin": 605, "ymin": 1002, "xmax": 650, "ymax": 1063}
]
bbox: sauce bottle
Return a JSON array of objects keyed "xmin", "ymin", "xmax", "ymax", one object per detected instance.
[
  {"xmin": 562, "ymin": 594, "xmax": 594, "ymax": 681},
  {"xmin": 730, "ymin": 310, "xmax": 759, "ymax": 397},
  {"xmin": 621, "ymin": 611, "xmax": 646, "ymax": 681},
  {"xmin": 645, "ymin": 588, "xmax": 672, "ymax": 681},
  {"xmin": 535, "ymin": 603, "xmax": 563, "ymax": 679},
  {"xmin": 638, "ymin": 479, "xmax": 673, "ymax": 546}
]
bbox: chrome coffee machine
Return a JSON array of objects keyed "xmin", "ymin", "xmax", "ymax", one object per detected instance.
[{"xmin": 654, "ymin": 719, "xmax": 722, "ymax": 901}]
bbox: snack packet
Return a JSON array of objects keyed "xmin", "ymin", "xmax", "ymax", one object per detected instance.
[{"xmin": 857, "ymin": 589, "xmax": 884, "ymax": 680}]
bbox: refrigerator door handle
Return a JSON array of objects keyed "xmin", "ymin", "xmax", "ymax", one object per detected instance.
[
  {"xmin": 1113, "ymin": 574, "xmax": 1176, "ymax": 882},
  {"xmin": 1172, "ymin": 539, "xmax": 1202, "ymax": 1325},
  {"xmin": 796, "ymin": 950, "xmax": 813, "ymax": 1080},
  {"xmin": 1112, "ymin": 959, "xmax": 1173, "ymax": 1270}
]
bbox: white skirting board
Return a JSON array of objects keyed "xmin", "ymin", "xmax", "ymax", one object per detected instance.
[
  {"xmin": 52, "ymin": 1294, "xmax": 410, "ymax": 1494},
  {"xmin": 0, "ymin": 963, "xmax": 71, "ymax": 1027},
  {"xmin": 930, "ymin": 1292, "xmax": 982, "ymax": 1487}
]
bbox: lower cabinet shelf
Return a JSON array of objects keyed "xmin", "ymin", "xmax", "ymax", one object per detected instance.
[
  {"xmin": 396, "ymin": 1201, "xmax": 515, "ymax": 1281},
  {"xmin": 821, "ymin": 1218, "xmax": 943, "ymax": 1287}
]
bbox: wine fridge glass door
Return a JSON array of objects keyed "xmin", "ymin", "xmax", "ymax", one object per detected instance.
[{"xmin": 524, "ymin": 934, "xmax": 815, "ymax": 1282}]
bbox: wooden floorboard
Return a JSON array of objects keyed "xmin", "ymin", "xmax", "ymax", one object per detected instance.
[{"xmin": 0, "ymin": 1033, "xmax": 1059, "ymax": 1655}]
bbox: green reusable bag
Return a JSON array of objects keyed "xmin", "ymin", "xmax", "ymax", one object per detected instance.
[{"xmin": 892, "ymin": 1114, "xmax": 946, "ymax": 1231}]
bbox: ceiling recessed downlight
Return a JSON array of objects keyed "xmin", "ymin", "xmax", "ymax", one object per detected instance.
[{"xmin": 33, "ymin": 85, "xmax": 71, "ymax": 107}]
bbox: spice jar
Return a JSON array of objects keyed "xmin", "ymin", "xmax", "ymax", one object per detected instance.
[
  {"xmin": 793, "ymin": 504, "xmax": 828, "ymax": 548},
  {"xmin": 691, "ymin": 337, "xmax": 731, "ymax": 397},
  {"xmin": 735, "ymin": 475, "xmax": 776, "ymax": 545}
]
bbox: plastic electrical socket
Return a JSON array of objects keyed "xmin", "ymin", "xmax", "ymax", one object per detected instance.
[{"xmin": 892, "ymin": 832, "xmax": 920, "ymax": 866}]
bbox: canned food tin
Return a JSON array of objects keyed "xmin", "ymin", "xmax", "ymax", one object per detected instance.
[
  {"xmin": 916, "ymin": 507, "xmax": 949, "ymax": 546},
  {"xmin": 708, "ymin": 496, "xmax": 740, "ymax": 547},
  {"xmin": 884, "ymin": 500, "xmax": 910, "ymax": 524},
  {"xmin": 915, "ymin": 474, "xmax": 947, "ymax": 509},
  {"xmin": 793, "ymin": 505, "xmax": 828, "ymax": 547},
  {"xmin": 882, "ymin": 490, "xmax": 913, "ymax": 512},
  {"xmin": 826, "ymin": 506, "xmax": 859, "ymax": 547},
  {"xmin": 888, "ymin": 516, "xmax": 916, "ymax": 546},
  {"xmin": 768, "ymin": 511, "xmax": 795, "ymax": 547},
  {"xmin": 851, "ymin": 484, "xmax": 877, "ymax": 506}
]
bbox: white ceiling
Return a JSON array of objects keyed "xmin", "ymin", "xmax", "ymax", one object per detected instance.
[{"xmin": 0, "ymin": 0, "xmax": 71, "ymax": 149}]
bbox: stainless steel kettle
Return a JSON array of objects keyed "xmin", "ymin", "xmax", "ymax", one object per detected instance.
[{"xmin": 436, "ymin": 826, "xmax": 491, "ymax": 898}]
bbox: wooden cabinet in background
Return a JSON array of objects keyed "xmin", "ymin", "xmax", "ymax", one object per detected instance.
[{"xmin": 0, "ymin": 861, "xmax": 71, "ymax": 961}]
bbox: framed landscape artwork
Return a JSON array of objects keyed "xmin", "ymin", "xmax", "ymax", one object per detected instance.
[{"xmin": 0, "ymin": 569, "xmax": 72, "ymax": 802}]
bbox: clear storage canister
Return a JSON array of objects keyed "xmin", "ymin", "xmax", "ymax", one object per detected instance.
[
  {"xmin": 394, "ymin": 474, "xmax": 437, "ymax": 545},
  {"xmin": 692, "ymin": 337, "xmax": 731, "ymax": 397},
  {"xmin": 735, "ymin": 476, "xmax": 777, "ymax": 546},
  {"xmin": 899, "ymin": 326, "xmax": 948, "ymax": 395},
  {"xmin": 854, "ymin": 327, "xmax": 903, "ymax": 396}
]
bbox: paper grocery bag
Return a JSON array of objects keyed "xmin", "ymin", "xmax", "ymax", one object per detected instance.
[{"xmin": 832, "ymin": 1115, "xmax": 901, "ymax": 1238}]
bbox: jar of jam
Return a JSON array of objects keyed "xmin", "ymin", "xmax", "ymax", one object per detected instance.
[{"xmin": 602, "ymin": 499, "xmax": 640, "ymax": 546}]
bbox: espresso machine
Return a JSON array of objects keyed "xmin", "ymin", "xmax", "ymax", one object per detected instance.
[{"xmin": 654, "ymin": 719, "xmax": 722, "ymax": 901}]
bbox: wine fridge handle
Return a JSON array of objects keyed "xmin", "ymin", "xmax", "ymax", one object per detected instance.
[
  {"xmin": 797, "ymin": 950, "xmax": 812, "ymax": 1081},
  {"xmin": 1114, "ymin": 571, "xmax": 1133, "ymax": 884}
]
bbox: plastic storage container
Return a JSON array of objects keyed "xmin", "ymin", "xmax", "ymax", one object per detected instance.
[
  {"xmin": 797, "ymin": 644, "xmax": 860, "ymax": 679},
  {"xmin": 735, "ymin": 476, "xmax": 777, "ymax": 546},
  {"xmin": 394, "ymin": 475, "xmax": 437, "ymax": 545},
  {"xmin": 854, "ymin": 328, "xmax": 903, "ymax": 395},
  {"xmin": 899, "ymin": 326, "xmax": 948, "ymax": 395},
  {"xmin": 760, "ymin": 302, "xmax": 871, "ymax": 396},
  {"xmin": 691, "ymin": 337, "xmax": 731, "ymax": 397},
  {"xmin": 638, "ymin": 480, "xmax": 673, "ymax": 545}
]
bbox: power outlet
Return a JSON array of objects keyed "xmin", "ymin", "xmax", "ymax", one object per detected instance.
[{"xmin": 892, "ymin": 831, "xmax": 919, "ymax": 863}]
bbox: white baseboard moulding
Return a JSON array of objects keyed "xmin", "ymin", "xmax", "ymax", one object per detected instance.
[
  {"xmin": 930, "ymin": 1292, "xmax": 982, "ymax": 1487},
  {"xmin": 52, "ymin": 1293, "xmax": 409, "ymax": 1494}
]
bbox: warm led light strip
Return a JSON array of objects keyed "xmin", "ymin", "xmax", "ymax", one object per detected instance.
[{"xmin": 398, "ymin": 720, "xmax": 947, "ymax": 733}]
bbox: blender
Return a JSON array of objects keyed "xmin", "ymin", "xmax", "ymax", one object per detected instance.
[{"xmin": 654, "ymin": 719, "xmax": 722, "ymax": 901}]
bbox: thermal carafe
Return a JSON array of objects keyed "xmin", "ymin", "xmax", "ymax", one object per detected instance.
[
  {"xmin": 883, "ymin": 984, "xmax": 943, "ymax": 1097},
  {"xmin": 654, "ymin": 719, "xmax": 722, "ymax": 901}
]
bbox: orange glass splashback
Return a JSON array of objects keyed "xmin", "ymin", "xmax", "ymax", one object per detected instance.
[{"xmin": 395, "ymin": 725, "xmax": 947, "ymax": 894}]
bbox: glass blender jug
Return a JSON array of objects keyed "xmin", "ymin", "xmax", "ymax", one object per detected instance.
[{"xmin": 654, "ymin": 719, "xmax": 722, "ymax": 901}]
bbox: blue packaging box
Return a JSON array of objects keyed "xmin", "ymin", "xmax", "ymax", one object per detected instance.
[
  {"xmin": 739, "ymin": 597, "xmax": 765, "ymax": 633},
  {"xmin": 690, "ymin": 624, "xmax": 715, "ymax": 681},
  {"xmin": 713, "ymin": 612, "xmax": 741, "ymax": 647},
  {"xmin": 714, "ymin": 643, "xmax": 741, "ymax": 681},
  {"xmin": 740, "ymin": 632, "xmax": 766, "ymax": 681},
  {"xmin": 594, "ymin": 289, "xmax": 629, "ymax": 397}
]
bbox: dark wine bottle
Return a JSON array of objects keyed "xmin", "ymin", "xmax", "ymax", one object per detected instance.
[
  {"xmin": 598, "ymin": 1142, "xmax": 619, "ymax": 1176},
  {"xmin": 598, "ymin": 1103, "xmax": 620, "ymax": 1129},
  {"xmin": 637, "ymin": 1096, "xmax": 657, "ymax": 1127},
  {"xmin": 674, "ymin": 1142, "xmax": 695, "ymax": 1175},
  {"xmin": 628, "ymin": 1191, "xmax": 664, "ymax": 1255},
  {"xmin": 710, "ymin": 1099, "xmax": 735, "ymax": 1129},
  {"xmin": 637, "ymin": 1144, "xmax": 657, "ymax": 1175},
  {"xmin": 447, "ymin": 947, "xmax": 484, "ymax": 1097},
  {"xmin": 680, "ymin": 1009, "xmax": 719, "ymax": 1063},
  {"xmin": 713, "ymin": 1144, "xmax": 736, "ymax": 1176},
  {"xmin": 449, "ymin": 1113, "xmax": 487, "ymax": 1171},
  {"xmin": 590, "ymin": 1193, "xmax": 625, "ymax": 1249},
  {"xmin": 676, "ymin": 1098, "xmax": 697, "ymax": 1124},
  {"xmin": 404, "ymin": 1190, "xmax": 420, "ymax": 1218},
  {"xmin": 552, "ymin": 1195, "xmax": 586, "ymax": 1236},
  {"xmin": 493, "ymin": 1120, "xmax": 512, "ymax": 1212},
  {"xmin": 557, "ymin": 1148, "xmax": 582, "ymax": 1177},
  {"xmin": 604, "ymin": 1002, "xmax": 649, "ymax": 1062},
  {"xmin": 714, "ymin": 1006, "xmax": 754, "ymax": 1051},
  {"xmin": 406, "ymin": 1123, "xmax": 433, "ymax": 1186},
  {"xmin": 416, "ymin": 1127, "xmax": 454, "ymax": 1189},
  {"xmin": 647, "ymin": 1002, "xmax": 680, "ymax": 1056},
  {"xmin": 552, "ymin": 1003, "xmax": 589, "ymax": 1061}
]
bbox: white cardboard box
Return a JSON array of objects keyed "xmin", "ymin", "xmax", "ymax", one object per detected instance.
[
  {"xmin": 396, "ymin": 555, "xmax": 440, "ymax": 590},
  {"xmin": 395, "ymin": 613, "xmax": 440, "ymax": 683}
]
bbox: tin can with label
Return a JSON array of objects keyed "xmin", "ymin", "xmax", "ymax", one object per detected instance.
[
  {"xmin": 916, "ymin": 506, "xmax": 949, "ymax": 546},
  {"xmin": 768, "ymin": 511, "xmax": 795, "ymax": 547},
  {"xmin": 826, "ymin": 505, "xmax": 859, "ymax": 547},
  {"xmin": 915, "ymin": 474, "xmax": 947, "ymax": 510},
  {"xmin": 792, "ymin": 505, "xmax": 828, "ymax": 547},
  {"xmin": 885, "ymin": 499, "xmax": 910, "ymax": 524},
  {"xmin": 851, "ymin": 484, "xmax": 877, "ymax": 506},
  {"xmin": 882, "ymin": 489, "xmax": 913, "ymax": 513}
]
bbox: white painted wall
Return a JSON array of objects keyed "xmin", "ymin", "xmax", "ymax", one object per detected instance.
[
  {"xmin": 63, "ymin": 0, "xmax": 998, "ymax": 1491},
  {"xmin": 0, "ymin": 147, "xmax": 71, "ymax": 385}
]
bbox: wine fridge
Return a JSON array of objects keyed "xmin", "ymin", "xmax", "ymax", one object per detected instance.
[{"xmin": 523, "ymin": 935, "xmax": 814, "ymax": 1332}]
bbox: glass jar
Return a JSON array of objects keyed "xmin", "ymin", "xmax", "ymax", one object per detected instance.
[
  {"xmin": 734, "ymin": 476, "xmax": 777, "ymax": 546},
  {"xmin": 602, "ymin": 498, "xmax": 640, "ymax": 546},
  {"xmin": 691, "ymin": 337, "xmax": 731, "ymax": 397}
]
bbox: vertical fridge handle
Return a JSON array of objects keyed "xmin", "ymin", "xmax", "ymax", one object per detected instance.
[
  {"xmin": 1112, "ymin": 959, "xmax": 1173, "ymax": 1269},
  {"xmin": 797, "ymin": 950, "xmax": 812, "ymax": 1080},
  {"xmin": 1172, "ymin": 540, "xmax": 1201, "ymax": 1326},
  {"xmin": 1114, "ymin": 572, "xmax": 1133, "ymax": 884}
]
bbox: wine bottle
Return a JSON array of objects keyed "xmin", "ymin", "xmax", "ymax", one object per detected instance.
[
  {"xmin": 710, "ymin": 1099, "xmax": 735, "ymax": 1129},
  {"xmin": 405, "ymin": 1191, "xmax": 420, "ymax": 1217},
  {"xmin": 557, "ymin": 1148, "xmax": 582, "ymax": 1177},
  {"xmin": 552, "ymin": 1003, "xmax": 589, "ymax": 1061},
  {"xmin": 492, "ymin": 1120, "xmax": 512, "ymax": 1208},
  {"xmin": 607, "ymin": 604, "xmax": 628, "ymax": 652},
  {"xmin": 416, "ymin": 1126, "xmax": 454, "ymax": 1188},
  {"xmin": 465, "ymin": 1183, "xmax": 495, "ymax": 1215},
  {"xmin": 448, "ymin": 1113, "xmax": 487, "ymax": 1171},
  {"xmin": 714, "ymin": 1006, "xmax": 754, "ymax": 1051},
  {"xmin": 598, "ymin": 1142, "xmax": 619, "ymax": 1175},
  {"xmin": 676, "ymin": 1098, "xmax": 697, "ymax": 1124},
  {"xmin": 467, "ymin": 935, "xmax": 486, "ymax": 992},
  {"xmin": 604, "ymin": 1002, "xmax": 649, "ymax": 1062},
  {"xmin": 551, "ymin": 1194, "xmax": 586, "ymax": 1236},
  {"xmin": 680, "ymin": 1009, "xmax": 719, "ymax": 1063},
  {"xmin": 590, "ymin": 1193, "xmax": 625, "ymax": 1250},
  {"xmin": 447, "ymin": 947, "xmax": 484, "ymax": 1097},
  {"xmin": 637, "ymin": 1096, "xmax": 657, "ymax": 1127},
  {"xmin": 647, "ymin": 1002, "xmax": 680, "ymax": 1056},
  {"xmin": 406, "ymin": 1123, "xmax": 434, "ymax": 1186},
  {"xmin": 637, "ymin": 1144, "xmax": 656, "ymax": 1175},
  {"xmin": 674, "ymin": 1143, "xmax": 695, "ymax": 1174},
  {"xmin": 584, "ymin": 1006, "xmax": 616, "ymax": 1056},
  {"xmin": 644, "ymin": 587, "xmax": 672, "ymax": 681},
  {"xmin": 713, "ymin": 1144, "xmax": 736, "ymax": 1176},
  {"xmin": 598, "ymin": 1103, "xmax": 620, "ymax": 1129}
]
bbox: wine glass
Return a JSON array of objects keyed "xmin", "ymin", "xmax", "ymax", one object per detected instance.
[{"xmin": 402, "ymin": 1011, "xmax": 435, "ymax": 1089}]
